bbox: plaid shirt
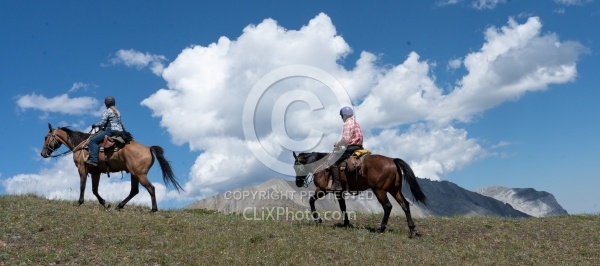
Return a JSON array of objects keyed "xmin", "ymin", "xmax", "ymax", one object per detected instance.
[{"xmin": 336, "ymin": 116, "xmax": 363, "ymax": 146}]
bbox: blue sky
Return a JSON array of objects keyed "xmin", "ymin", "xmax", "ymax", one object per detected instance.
[{"xmin": 1, "ymin": 0, "xmax": 598, "ymax": 214}]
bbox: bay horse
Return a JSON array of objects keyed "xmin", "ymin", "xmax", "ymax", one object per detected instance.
[
  {"xmin": 293, "ymin": 151, "xmax": 427, "ymax": 238},
  {"xmin": 40, "ymin": 123, "xmax": 184, "ymax": 212}
]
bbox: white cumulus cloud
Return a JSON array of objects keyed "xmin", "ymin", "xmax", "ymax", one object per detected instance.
[
  {"xmin": 2, "ymin": 156, "xmax": 175, "ymax": 208},
  {"xmin": 16, "ymin": 93, "xmax": 99, "ymax": 115},
  {"xmin": 139, "ymin": 13, "xmax": 583, "ymax": 202},
  {"xmin": 6, "ymin": 13, "xmax": 585, "ymax": 206},
  {"xmin": 109, "ymin": 49, "xmax": 167, "ymax": 76}
]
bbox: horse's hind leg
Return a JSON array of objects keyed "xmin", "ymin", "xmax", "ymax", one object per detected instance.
[
  {"xmin": 137, "ymin": 174, "xmax": 157, "ymax": 212},
  {"xmin": 91, "ymin": 173, "xmax": 109, "ymax": 209},
  {"xmin": 116, "ymin": 177, "xmax": 140, "ymax": 211},
  {"xmin": 393, "ymin": 190, "xmax": 419, "ymax": 238}
]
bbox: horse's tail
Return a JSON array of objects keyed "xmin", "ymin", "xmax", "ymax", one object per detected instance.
[
  {"xmin": 393, "ymin": 158, "xmax": 427, "ymax": 205},
  {"xmin": 150, "ymin": 146, "xmax": 185, "ymax": 192}
]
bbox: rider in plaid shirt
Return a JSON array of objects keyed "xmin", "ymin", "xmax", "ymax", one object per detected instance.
[
  {"xmin": 86, "ymin": 96, "xmax": 124, "ymax": 166},
  {"xmin": 330, "ymin": 106, "xmax": 363, "ymax": 191},
  {"xmin": 336, "ymin": 115, "xmax": 363, "ymax": 147}
]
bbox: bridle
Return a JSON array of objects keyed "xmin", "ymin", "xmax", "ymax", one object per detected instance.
[
  {"xmin": 294, "ymin": 160, "xmax": 313, "ymax": 187},
  {"xmin": 43, "ymin": 129, "xmax": 89, "ymax": 158},
  {"xmin": 295, "ymin": 151, "xmax": 361, "ymax": 195},
  {"xmin": 43, "ymin": 130, "xmax": 67, "ymax": 157},
  {"xmin": 294, "ymin": 152, "xmax": 334, "ymax": 187}
]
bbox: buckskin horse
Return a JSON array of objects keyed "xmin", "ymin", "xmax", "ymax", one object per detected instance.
[
  {"xmin": 293, "ymin": 151, "xmax": 427, "ymax": 238},
  {"xmin": 40, "ymin": 123, "xmax": 184, "ymax": 212}
]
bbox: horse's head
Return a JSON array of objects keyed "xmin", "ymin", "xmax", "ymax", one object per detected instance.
[
  {"xmin": 41, "ymin": 123, "xmax": 63, "ymax": 158},
  {"xmin": 293, "ymin": 152, "xmax": 311, "ymax": 187},
  {"xmin": 292, "ymin": 151, "xmax": 330, "ymax": 187}
]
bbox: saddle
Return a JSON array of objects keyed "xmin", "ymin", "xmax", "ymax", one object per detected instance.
[
  {"xmin": 325, "ymin": 149, "xmax": 371, "ymax": 192},
  {"xmin": 342, "ymin": 149, "xmax": 371, "ymax": 173},
  {"xmin": 100, "ymin": 131, "xmax": 134, "ymax": 152},
  {"xmin": 86, "ymin": 134, "xmax": 133, "ymax": 177},
  {"xmin": 100, "ymin": 135, "xmax": 127, "ymax": 151}
]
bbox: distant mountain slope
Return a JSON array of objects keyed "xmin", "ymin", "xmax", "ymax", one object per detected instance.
[
  {"xmin": 475, "ymin": 186, "xmax": 568, "ymax": 217},
  {"xmin": 185, "ymin": 178, "xmax": 567, "ymax": 218},
  {"xmin": 406, "ymin": 178, "xmax": 530, "ymax": 217}
]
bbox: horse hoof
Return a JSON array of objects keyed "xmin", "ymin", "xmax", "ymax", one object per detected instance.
[
  {"xmin": 409, "ymin": 230, "xmax": 421, "ymax": 238},
  {"xmin": 150, "ymin": 208, "xmax": 158, "ymax": 213},
  {"xmin": 376, "ymin": 226, "xmax": 386, "ymax": 233}
]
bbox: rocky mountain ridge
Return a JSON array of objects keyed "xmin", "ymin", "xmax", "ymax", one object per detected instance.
[
  {"xmin": 476, "ymin": 186, "xmax": 568, "ymax": 217},
  {"xmin": 185, "ymin": 178, "xmax": 568, "ymax": 218}
]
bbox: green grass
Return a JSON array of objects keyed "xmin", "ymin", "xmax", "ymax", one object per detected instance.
[{"xmin": 1, "ymin": 194, "xmax": 599, "ymax": 265}]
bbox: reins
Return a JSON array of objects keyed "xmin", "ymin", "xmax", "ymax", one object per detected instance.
[
  {"xmin": 46, "ymin": 129, "xmax": 93, "ymax": 158},
  {"xmin": 301, "ymin": 172, "xmax": 314, "ymax": 188},
  {"xmin": 47, "ymin": 149, "xmax": 73, "ymax": 158},
  {"xmin": 297, "ymin": 152, "xmax": 337, "ymax": 188}
]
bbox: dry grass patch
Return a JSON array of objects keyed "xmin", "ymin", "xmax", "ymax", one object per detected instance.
[{"xmin": 1, "ymin": 194, "xmax": 599, "ymax": 265}]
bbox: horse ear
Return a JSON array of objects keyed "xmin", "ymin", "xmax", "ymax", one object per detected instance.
[
  {"xmin": 48, "ymin": 123, "xmax": 53, "ymax": 132},
  {"xmin": 293, "ymin": 151, "xmax": 297, "ymax": 159}
]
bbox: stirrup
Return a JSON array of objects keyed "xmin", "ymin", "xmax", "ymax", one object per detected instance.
[{"xmin": 330, "ymin": 180, "xmax": 343, "ymax": 191}]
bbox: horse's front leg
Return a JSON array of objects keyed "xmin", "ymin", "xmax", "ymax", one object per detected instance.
[
  {"xmin": 309, "ymin": 190, "xmax": 327, "ymax": 224},
  {"xmin": 77, "ymin": 167, "xmax": 88, "ymax": 206},
  {"xmin": 90, "ymin": 172, "xmax": 109, "ymax": 209},
  {"xmin": 336, "ymin": 192, "xmax": 350, "ymax": 227}
]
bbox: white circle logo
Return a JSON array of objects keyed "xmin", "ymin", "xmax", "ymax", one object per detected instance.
[{"xmin": 243, "ymin": 65, "xmax": 352, "ymax": 176}]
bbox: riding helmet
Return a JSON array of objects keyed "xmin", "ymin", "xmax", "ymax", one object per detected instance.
[
  {"xmin": 104, "ymin": 96, "xmax": 116, "ymax": 107},
  {"xmin": 339, "ymin": 106, "xmax": 354, "ymax": 116}
]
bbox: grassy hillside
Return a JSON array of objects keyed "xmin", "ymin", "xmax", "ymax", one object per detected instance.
[{"xmin": 1, "ymin": 194, "xmax": 599, "ymax": 265}]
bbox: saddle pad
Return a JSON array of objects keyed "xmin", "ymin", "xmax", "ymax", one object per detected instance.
[{"xmin": 352, "ymin": 149, "xmax": 371, "ymax": 158}]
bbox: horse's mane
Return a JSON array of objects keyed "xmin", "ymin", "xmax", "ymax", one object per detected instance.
[
  {"xmin": 59, "ymin": 127, "xmax": 91, "ymax": 146},
  {"xmin": 298, "ymin": 152, "xmax": 330, "ymax": 164}
]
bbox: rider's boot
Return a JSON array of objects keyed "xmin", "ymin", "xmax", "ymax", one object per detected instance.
[
  {"xmin": 86, "ymin": 159, "xmax": 98, "ymax": 166},
  {"xmin": 330, "ymin": 165, "xmax": 342, "ymax": 191}
]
